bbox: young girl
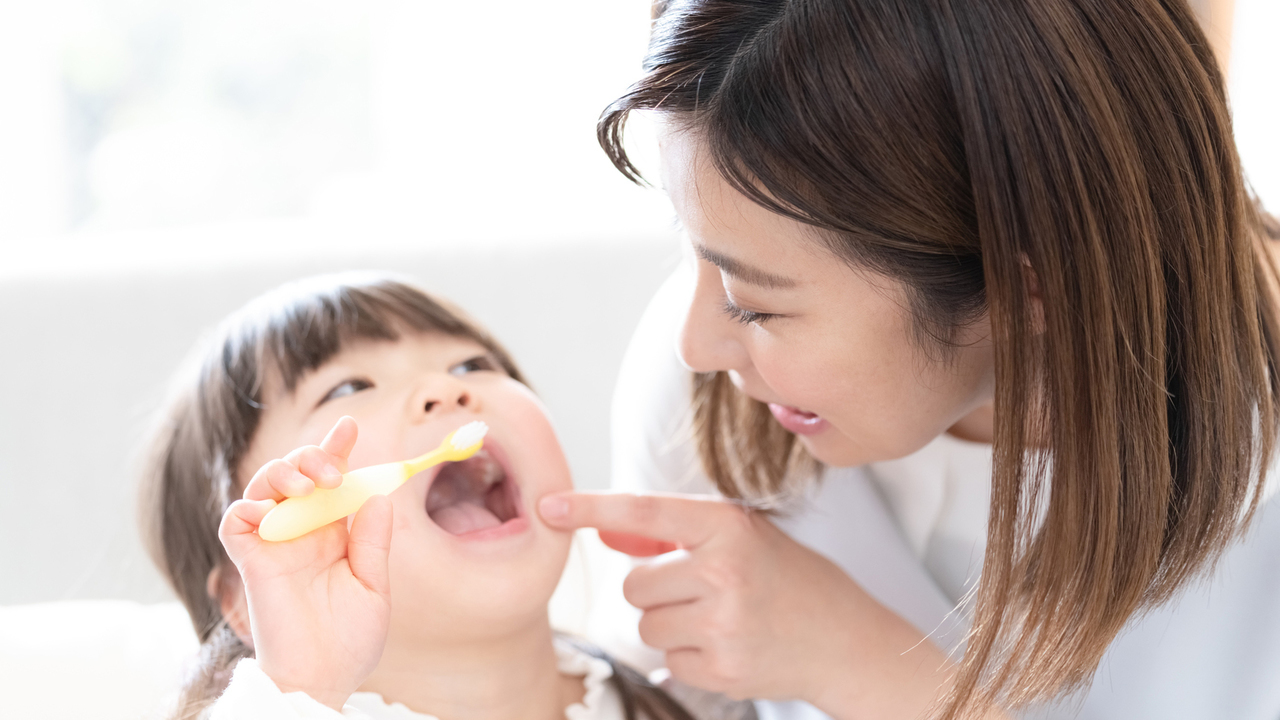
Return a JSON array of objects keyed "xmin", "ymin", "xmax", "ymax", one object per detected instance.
[{"xmin": 138, "ymin": 274, "xmax": 702, "ymax": 720}]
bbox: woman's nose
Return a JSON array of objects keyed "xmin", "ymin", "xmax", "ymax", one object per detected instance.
[
  {"xmin": 678, "ymin": 261, "xmax": 751, "ymax": 374},
  {"xmin": 413, "ymin": 375, "xmax": 481, "ymax": 418}
]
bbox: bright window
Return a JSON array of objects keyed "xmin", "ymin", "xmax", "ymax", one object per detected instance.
[{"xmin": 0, "ymin": 0, "xmax": 668, "ymax": 276}]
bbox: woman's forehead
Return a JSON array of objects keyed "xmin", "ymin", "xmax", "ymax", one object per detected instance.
[{"xmin": 659, "ymin": 131, "xmax": 842, "ymax": 283}]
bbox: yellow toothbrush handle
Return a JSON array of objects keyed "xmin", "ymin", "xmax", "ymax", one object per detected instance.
[
  {"xmin": 257, "ymin": 427, "xmax": 485, "ymax": 542},
  {"xmin": 258, "ymin": 462, "xmax": 411, "ymax": 542}
]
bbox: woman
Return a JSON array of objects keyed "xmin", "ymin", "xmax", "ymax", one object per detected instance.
[{"xmin": 537, "ymin": 1, "xmax": 1280, "ymax": 719}]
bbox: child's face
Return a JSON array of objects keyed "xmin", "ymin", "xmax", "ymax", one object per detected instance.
[{"xmin": 239, "ymin": 330, "xmax": 574, "ymax": 646}]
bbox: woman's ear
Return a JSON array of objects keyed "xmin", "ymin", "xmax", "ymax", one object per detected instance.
[{"xmin": 207, "ymin": 562, "xmax": 253, "ymax": 648}]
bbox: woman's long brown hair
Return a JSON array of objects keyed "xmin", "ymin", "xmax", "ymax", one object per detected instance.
[{"xmin": 599, "ymin": 0, "xmax": 1280, "ymax": 716}]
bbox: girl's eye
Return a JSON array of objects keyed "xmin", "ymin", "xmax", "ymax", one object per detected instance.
[
  {"xmin": 318, "ymin": 378, "xmax": 373, "ymax": 405},
  {"xmin": 722, "ymin": 299, "xmax": 778, "ymax": 326},
  {"xmin": 450, "ymin": 355, "xmax": 498, "ymax": 376}
]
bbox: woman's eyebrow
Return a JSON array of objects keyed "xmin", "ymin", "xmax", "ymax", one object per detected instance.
[{"xmin": 694, "ymin": 243, "xmax": 797, "ymax": 289}]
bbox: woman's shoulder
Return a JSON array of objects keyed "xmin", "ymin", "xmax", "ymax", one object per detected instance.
[{"xmin": 612, "ymin": 265, "xmax": 716, "ymax": 496}]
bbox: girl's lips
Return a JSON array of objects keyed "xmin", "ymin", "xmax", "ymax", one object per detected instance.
[{"xmin": 768, "ymin": 403, "xmax": 830, "ymax": 436}]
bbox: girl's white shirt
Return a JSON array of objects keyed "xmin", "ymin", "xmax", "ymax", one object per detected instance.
[
  {"xmin": 608, "ymin": 266, "xmax": 1280, "ymax": 720},
  {"xmin": 209, "ymin": 638, "xmax": 622, "ymax": 720}
]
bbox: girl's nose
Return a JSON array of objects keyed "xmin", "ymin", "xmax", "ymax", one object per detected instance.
[
  {"xmin": 678, "ymin": 260, "xmax": 751, "ymax": 374},
  {"xmin": 414, "ymin": 376, "xmax": 481, "ymax": 418}
]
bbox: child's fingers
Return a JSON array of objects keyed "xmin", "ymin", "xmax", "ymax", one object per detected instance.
[
  {"xmin": 288, "ymin": 415, "xmax": 359, "ymax": 490},
  {"xmin": 230, "ymin": 497, "xmax": 278, "ymax": 529},
  {"xmin": 320, "ymin": 417, "xmax": 359, "ymax": 466},
  {"xmin": 347, "ymin": 494, "xmax": 393, "ymax": 598},
  {"xmin": 286, "ymin": 445, "xmax": 347, "ymax": 491},
  {"xmin": 244, "ymin": 458, "xmax": 316, "ymax": 501},
  {"xmin": 219, "ymin": 498, "xmax": 277, "ymax": 557}
]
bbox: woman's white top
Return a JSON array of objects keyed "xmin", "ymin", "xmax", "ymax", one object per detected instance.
[
  {"xmin": 209, "ymin": 639, "xmax": 622, "ymax": 720},
  {"xmin": 609, "ymin": 267, "xmax": 1280, "ymax": 720}
]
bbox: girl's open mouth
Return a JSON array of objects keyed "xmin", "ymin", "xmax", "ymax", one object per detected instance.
[{"xmin": 424, "ymin": 449, "xmax": 523, "ymax": 536}]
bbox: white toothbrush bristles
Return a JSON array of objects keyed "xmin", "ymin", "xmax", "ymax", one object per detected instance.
[{"xmin": 450, "ymin": 421, "xmax": 488, "ymax": 450}]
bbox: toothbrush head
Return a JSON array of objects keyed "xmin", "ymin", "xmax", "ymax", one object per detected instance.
[{"xmin": 448, "ymin": 421, "xmax": 489, "ymax": 453}]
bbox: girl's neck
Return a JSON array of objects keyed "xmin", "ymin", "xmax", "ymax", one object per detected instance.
[{"xmin": 357, "ymin": 618, "xmax": 584, "ymax": 720}]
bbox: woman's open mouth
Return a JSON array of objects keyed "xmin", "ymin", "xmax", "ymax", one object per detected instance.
[
  {"xmin": 424, "ymin": 449, "xmax": 523, "ymax": 536},
  {"xmin": 768, "ymin": 403, "xmax": 830, "ymax": 436}
]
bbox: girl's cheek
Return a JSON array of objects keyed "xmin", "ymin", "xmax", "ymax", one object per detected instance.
[
  {"xmin": 505, "ymin": 402, "xmax": 573, "ymax": 491},
  {"xmin": 504, "ymin": 390, "xmax": 561, "ymax": 443}
]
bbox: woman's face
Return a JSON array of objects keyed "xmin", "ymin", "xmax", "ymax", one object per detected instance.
[
  {"xmin": 239, "ymin": 331, "xmax": 573, "ymax": 648},
  {"xmin": 660, "ymin": 128, "xmax": 997, "ymax": 466}
]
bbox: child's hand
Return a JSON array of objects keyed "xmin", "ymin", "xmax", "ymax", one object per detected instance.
[{"xmin": 219, "ymin": 416, "xmax": 393, "ymax": 712}]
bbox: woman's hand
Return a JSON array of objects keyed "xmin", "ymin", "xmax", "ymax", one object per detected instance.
[
  {"xmin": 219, "ymin": 416, "xmax": 393, "ymax": 712},
  {"xmin": 538, "ymin": 492, "xmax": 965, "ymax": 720}
]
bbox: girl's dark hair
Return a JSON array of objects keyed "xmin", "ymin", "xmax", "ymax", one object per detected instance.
[
  {"xmin": 139, "ymin": 274, "xmax": 693, "ymax": 720},
  {"xmin": 600, "ymin": 0, "xmax": 1280, "ymax": 717},
  {"xmin": 576, "ymin": 641, "xmax": 730, "ymax": 720}
]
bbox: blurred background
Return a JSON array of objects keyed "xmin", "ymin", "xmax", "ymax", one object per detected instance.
[
  {"xmin": 0, "ymin": 0, "xmax": 680, "ymax": 610},
  {"xmin": 0, "ymin": 0, "xmax": 1276, "ymax": 608}
]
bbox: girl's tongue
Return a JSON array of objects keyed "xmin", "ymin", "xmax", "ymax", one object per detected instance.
[
  {"xmin": 431, "ymin": 503, "xmax": 503, "ymax": 535},
  {"xmin": 425, "ymin": 452, "xmax": 519, "ymax": 535}
]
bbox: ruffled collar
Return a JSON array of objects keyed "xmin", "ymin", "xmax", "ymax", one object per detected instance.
[
  {"xmin": 554, "ymin": 640, "xmax": 615, "ymax": 720},
  {"xmin": 343, "ymin": 638, "xmax": 617, "ymax": 719}
]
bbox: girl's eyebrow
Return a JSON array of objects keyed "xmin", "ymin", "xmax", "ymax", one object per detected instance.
[{"xmin": 694, "ymin": 242, "xmax": 797, "ymax": 289}]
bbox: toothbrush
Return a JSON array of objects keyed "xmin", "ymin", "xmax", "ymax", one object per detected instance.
[{"xmin": 258, "ymin": 421, "xmax": 489, "ymax": 542}]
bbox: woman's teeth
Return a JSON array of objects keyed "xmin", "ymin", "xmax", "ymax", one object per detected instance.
[{"xmin": 425, "ymin": 452, "xmax": 519, "ymax": 535}]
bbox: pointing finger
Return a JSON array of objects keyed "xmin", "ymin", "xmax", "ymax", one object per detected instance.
[{"xmin": 537, "ymin": 492, "xmax": 732, "ymax": 549}]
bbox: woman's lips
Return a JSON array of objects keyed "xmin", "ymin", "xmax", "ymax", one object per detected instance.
[{"xmin": 768, "ymin": 403, "xmax": 830, "ymax": 436}]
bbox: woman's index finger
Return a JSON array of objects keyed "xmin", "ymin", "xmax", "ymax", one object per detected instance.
[{"xmin": 538, "ymin": 491, "xmax": 728, "ymax": 549}]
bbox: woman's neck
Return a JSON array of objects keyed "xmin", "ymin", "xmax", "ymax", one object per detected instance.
[
  {"xmin": 357, "ymin": 618, "xmax": 584, "ymax": 720},
  {"xmin": 947, "ymin": 401, "xmax": 995, "ymax": 444}
]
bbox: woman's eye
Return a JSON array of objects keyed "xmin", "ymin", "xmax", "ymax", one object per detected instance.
[
  {"xmin": 722, "ymin": 299, "xmax": 778, "ymax": 326},
  {"xmin": 450, "ymin": 355, "xmax": 498, "ymax": 376},
  {"xmin": 318, "ymin": 378, "xmax": 373, "ymax": 405}
]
